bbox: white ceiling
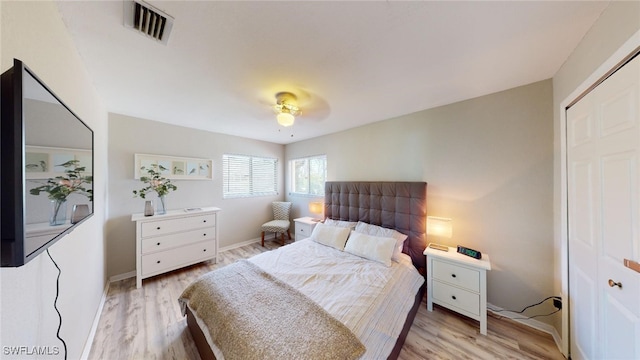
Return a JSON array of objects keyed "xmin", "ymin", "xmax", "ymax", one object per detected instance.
[{"xmin": 55, "ymin": 1, "xmax": 609, "ymax": 145}]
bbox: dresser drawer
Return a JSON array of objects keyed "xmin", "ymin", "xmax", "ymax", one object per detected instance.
[
  {"xmin": 141, "ymin": 214, "xmax": 215, "ymax": 238},
  {"xmin": 141, "ymin": 239, "xmax": 216, "ymax": 277},
  {"xmin": 141, "ymin": 227, "xmax": 215, "ymax": 254},
  {"xmin": 432, "ymin": 280, "xmax": 480, "ymax": 316},
  {"xmin": 432, "ymin": 259, "xmax": 480, "ymax": 292}
]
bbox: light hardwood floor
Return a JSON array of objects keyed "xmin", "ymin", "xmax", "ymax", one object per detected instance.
[{"xmin": 89, "ymin": 239, "xmax": 565, "ymax": 360}]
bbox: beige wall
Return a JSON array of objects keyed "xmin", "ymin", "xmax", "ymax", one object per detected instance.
[
  {"xmin": 0, "ymin": 1, "xmax": 108, "ymax": 359},
  {"xmin": 107, "ymin": 113, "xmax": 285, "ymax": 278},
  {"xmin": 552, "ymin": 0, "xmax": 640, "ymax": 348},
  {"xmin": 286, "ymin": 80, "xmax": 556, "ymax": 326}
]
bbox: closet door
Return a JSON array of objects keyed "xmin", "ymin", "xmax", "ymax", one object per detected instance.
[{"xmin": 567, "ymin": 54, "xmax": 640, "ymax": 360}]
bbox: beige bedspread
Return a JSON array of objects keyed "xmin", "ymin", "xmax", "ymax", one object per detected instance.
[{"xmin": 178, "ymin": 259, "xmax": 365, "ymax": 360}]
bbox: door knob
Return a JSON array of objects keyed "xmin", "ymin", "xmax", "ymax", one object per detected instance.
[{"xmin": 608, "ymin": 279, "xmax": 622, "ymax": 289}]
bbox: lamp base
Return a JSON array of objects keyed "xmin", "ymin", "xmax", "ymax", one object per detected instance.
[{"xmin": 428, "ymin": 243, "xmax": 449, "ymax": 251}]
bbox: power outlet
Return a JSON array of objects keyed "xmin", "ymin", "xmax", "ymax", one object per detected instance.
[{"xmin": 553, "ymin": 297, "xmax": 562, "ymax": 310}]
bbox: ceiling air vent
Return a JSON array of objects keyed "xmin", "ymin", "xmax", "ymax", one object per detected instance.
[{"xmin": 124, "ymin": 0, "xmax": 174, "ymax": 45}]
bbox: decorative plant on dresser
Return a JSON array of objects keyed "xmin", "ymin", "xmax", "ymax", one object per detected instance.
[
  {"xmin": 133, "ymin": 164, "xmax": 177, "ymax": 215},
  {"xmin": 131, "ymin": 207, "xmax": 221, "ymax": 288}
]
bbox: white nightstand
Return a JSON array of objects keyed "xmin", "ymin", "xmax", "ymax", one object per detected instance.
[
  {"xmin": 424, "ymin": 245, "xmax": 492, "ymax": 335},
  {"xmin": 293, "ymin": 217, "xmax": 319, "ymax": 241}
]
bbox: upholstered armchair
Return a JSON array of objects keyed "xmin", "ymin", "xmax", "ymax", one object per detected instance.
[{"xmin": 261, "ymin": 202, "xmax": 292, "ymax": 246}]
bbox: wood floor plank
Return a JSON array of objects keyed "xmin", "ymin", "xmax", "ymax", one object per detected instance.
[{"xmin": 89, "ymin": 240, "xmax": 565, "ymax": 359}]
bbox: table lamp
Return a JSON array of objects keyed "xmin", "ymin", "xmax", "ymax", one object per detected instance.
[
  {"xmin": 308, "ymin": 202, "xmax": 323, "ymax": 222},
  {"xmin": 427, "ymin": 216, "xmax": 452, "ymax": 239}
]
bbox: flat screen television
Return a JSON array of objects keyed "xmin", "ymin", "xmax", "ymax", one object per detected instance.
[{"xmin": 1, "ymin": 59, "xmax": 94, "ymax": 267}]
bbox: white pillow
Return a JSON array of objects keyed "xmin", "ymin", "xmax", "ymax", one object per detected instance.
[
  {"xmin": 354, "ymin": 221, "xmax": 408, "ymax": 262},
  {"xmin": 310, "ymin": 223, "xmax": 351, "ymax": 250},
  {"xmin": 344, "ymin": 232, "xmax": 397, "ymax": 267},
  {"xmin": 323, "ymin": 218, "xmax": 358, "ymax": 230}
]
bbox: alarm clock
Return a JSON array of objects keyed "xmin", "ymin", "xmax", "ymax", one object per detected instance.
[{"xmin": 457, "ymin": 245, "xmax": 482, "ymax": 259}]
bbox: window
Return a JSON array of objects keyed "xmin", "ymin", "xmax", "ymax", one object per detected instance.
[
  {"xmin": 223, "ymin": 154, "xmax": 277, "ymax": 198},
  {"xmin": 290, "ymin": 155, "xmax": 327, "ymax": 196}
]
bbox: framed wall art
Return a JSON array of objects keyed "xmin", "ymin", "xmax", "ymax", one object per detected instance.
[
  {"xmin": 25, "ymin": 146, "xmax": 92, "ymax": 180},
  {"xmin": 134, "ymin": 153, "xmax": 213, "ymax": 180}
]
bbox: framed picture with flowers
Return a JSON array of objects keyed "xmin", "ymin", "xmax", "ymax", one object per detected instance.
[{"xmin": 134, "ymin": 153, "xmax": 212, "ymax": 180}]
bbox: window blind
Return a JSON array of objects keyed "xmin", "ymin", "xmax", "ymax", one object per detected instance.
[{"xmin": 223, "ymin": 154, "xmax": 277, "ymax": 198}]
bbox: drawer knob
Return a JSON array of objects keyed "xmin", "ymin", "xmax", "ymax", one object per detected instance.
[
  {"xmin": 452, "ymin": 295, "xmax": 457, "ymax": 300},
  {"xmin": 203, "ymin": 220, "xmax": 207, "ymax": 223},
  {"xmin": 156, "ymin": 226, "xmax": 161, "ymax": 230},
  {"xmin": 157, "ymin": 242, "xmax": 161, "ymax": 246},
  {"xmin": 157, "ymin": 260, "xmax": 161, "ymax": 264},
  {"xmin": 451, "ymin": 274, "xmax": 457, "ymax": 278},
  {"xmin": 608, "ymin": 279, "xmax": 622, "ymax": 288},
  {"xmin": 203, "ymin": 233, "xmax": 207, "ymax": 236},
  {"xmin": 203, "ymin": 249, "xmax": 207, "ymax": 252}
]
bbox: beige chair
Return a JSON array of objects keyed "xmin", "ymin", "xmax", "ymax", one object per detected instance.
[{"xmin": 261, "ymin": 202, "xmax": 292, "ymax": 246}]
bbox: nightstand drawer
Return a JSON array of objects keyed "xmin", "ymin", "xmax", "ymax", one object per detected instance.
[
  {"xmin": 296, "ymin": 223, "xmax": 313, "ymax": 238},
  {"xmin": 432, "ymin": 259, "xmax": 480, "ymax": 292},
  {"xmin": 432, "ymin": 280, "xmax": 480, "ymax": 316},
  {"xmin": 294, "ymin": 217, "xmax": 319, "ymax": 242}
]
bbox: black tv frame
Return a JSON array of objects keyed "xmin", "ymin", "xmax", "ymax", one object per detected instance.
[{"xmin": 1, "ymin": 59, "xmax": 94, "ymax": 267}]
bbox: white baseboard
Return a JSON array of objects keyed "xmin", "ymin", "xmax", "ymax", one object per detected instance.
[
  {"xmin": 219, "ymin": 238, "xmax": 261, "ymax": 252},
  {"xmin": 487, "ymin": 303, "xmax": 562, "ymax": 352},
  {"xmin": 110, "ymin": 270, "xmax": 136, "ymax": 282},
  {"xmin": 80, "ymin": 280, "xmax": 110, "ymax": 360}
]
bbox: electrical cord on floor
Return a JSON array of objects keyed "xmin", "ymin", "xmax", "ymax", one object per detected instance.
[
  {"xmin": 46, "ymin": 249, "xmax": 67, "ymax": 360},
  {"xmin": 505, "ymin": 308, "xmax": 561, "ymax": 320},
  {"xmin": 491, "ymin": 296, "xmax": 562, "ymax": 320}
]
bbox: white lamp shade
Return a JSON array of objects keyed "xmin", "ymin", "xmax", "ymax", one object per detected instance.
[
  {"xmin": 277, "ymin": 112, "xmax": 295, "ymax": 127},
  {"xmin": 426, "ymin": 216, "xmax": 452, "ymax": 238},
  {"xmin": 308, "ymin": 202, "xmax": 323, "ymax": 214}
]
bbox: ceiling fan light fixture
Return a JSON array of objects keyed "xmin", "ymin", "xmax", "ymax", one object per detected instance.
[
  {"xmin": 277, "ymin": 111, "xmax": 295, "ymax": 127},
  {"xmin": 273, "ymin": 91, "xmax": 300, "ymax": 127}
]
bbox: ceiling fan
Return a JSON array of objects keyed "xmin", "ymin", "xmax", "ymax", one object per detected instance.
[
  {"xmin": 253, "ymin": 87, "xmax": 330, "ymax": 132},
  {"xmin": 272, "ymin": 92, "xmax": 301, "ymax": 127}
]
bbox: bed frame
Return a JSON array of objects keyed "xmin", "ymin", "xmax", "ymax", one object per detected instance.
[
  {"xmin": 324, "ymin": 181, "xmax": 427, "ymax": 359},
  {"xmin": 186, "ymin": 181, "xmax": 427, "ymax": 360}
]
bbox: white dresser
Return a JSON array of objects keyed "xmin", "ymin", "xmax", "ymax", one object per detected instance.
[
  {"xmin": 132, "ymin": 207, "xmax": 220, "ymax": 288},
  {"xmin": 293, "ymin": 216, "xmax": 319, "ymax": 241},
  {"xmin": 424, "ymin": 245, "xmax": 491, "ymax": 335}
]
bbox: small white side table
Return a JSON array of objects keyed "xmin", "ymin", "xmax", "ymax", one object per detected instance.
[
  {"xmin": 424, "ymin": 245, "xmax": 492, "ymax": 335},
  {"xmin": 293, "ymin": 216, "xmax": 319, "ymax": 241}
]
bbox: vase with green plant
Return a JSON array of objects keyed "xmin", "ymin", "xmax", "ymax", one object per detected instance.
[
  {"xmin": 133, "ymin": 164, "xmax": 177, "ymax": 215},
  {"xmin": 29, "ymin": 160, "xmax": 93, "ymax": 226}
]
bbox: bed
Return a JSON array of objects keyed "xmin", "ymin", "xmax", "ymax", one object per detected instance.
[{"xmin": 179, "ymin": 181, "xmax": 427, "ymax": 360}]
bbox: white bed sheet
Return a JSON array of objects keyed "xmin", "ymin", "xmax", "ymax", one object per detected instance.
[{"xmin": 248, "ymin": 239, "xmax": 425, "ymax": 359}]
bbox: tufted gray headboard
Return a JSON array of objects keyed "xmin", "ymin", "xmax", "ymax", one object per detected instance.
[{"xmin": 324, "ymin": 181, "xmax": 427, "ymax": 271}]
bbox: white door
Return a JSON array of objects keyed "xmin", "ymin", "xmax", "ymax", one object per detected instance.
[{"xmin": 567, "ymin": 54, "xmax": 640, "ymax": 360}]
